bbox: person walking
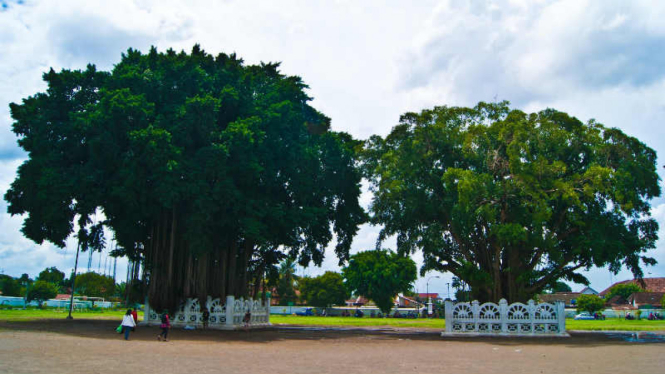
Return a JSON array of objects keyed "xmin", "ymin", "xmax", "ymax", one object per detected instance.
[
  {"xmin": 157, "ymin": 310, "xmax": 171, "ymax": 342},
  {"xmin": 201, "ymin": 307, "xmax": 210, "ymax": 330},
  {"xmin": 121, "ymin": 309, "xmax": 136, "ymax": 340},
  {"xmin": 131, "ymin": 307, "xmax": 138, "ymax": 323},
  {"xmin": 131, "ymin": 307, "xmax": 139, "ymax": 331},
  {"xmin": 242, "ymin": 309, "xmax": 251, "ymax": 331}
]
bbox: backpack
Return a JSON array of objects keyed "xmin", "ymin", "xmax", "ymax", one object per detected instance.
[{"xmin": 161, "ymin": 314, "xmax": 167, "ymax": 324}]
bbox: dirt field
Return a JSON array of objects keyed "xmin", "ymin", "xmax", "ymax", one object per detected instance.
[{"xmin": 0, "ymin": 319, "xmax": 663, "ymax": 374}]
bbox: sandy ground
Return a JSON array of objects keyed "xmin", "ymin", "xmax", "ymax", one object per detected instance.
[{"xmin": 0, "ymin": 319, "xmax": 664, "ymax": 374}]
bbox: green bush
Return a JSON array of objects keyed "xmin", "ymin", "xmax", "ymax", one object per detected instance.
[
  {"xmin": 576, "ymin": 294, "xmax": 605, "ymax": 314},
  {"xmin": 1, "ymin": 277, "xmax": 22, "ymax": 297},
  {"xmin": 27, "ymin": 281, "xmax": 58, "ymax": 308},
  {"xmin": 74, "ymin": 272, "xmax": 115, "ymax": 298},
  {"xmin": 604, "ymin": 283, "xmax": 645, "ymax": 301}
]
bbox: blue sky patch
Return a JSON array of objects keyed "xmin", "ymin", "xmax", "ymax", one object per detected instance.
[{"xmin": 1, "ymin": 0, "xmax": 24, "ymax": 10}]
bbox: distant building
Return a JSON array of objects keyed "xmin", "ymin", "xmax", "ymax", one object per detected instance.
[
  {"xmin": 345, "ymin": 296, "xmax": 369, "ymax": 307},
  {"xmin": 267, "ymin": 288, "xmax": 301, "ymax": 306},
  {"xmin": 417, "ymin": 293, "xmax": 440, "ymax": 302},
  {"xmin": 605, "ymin": 295, "xmax": 629, "ymax": 307},
  {"xmin": 627, "ymin": 292, "xmax": 665, "ymax": 308},
  {"xmin": 538, "ymin": 292, "xmax": 580, "ymax": 307},
  {"xmin": 599, "ymin": 277, "xmax": 665, "ymax": 296},
  {"xmin": 579, "ymin": 287, "xmax": 598, "ymax": 295},
  {"xmin": 394, "ymin": 294, "xmax": 424, "ymax": 308}
]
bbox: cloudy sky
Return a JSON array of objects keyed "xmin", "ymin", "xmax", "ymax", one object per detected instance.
[{"xmin": 1, "ymin": 0, "xmax": 664, "ymax": 297}]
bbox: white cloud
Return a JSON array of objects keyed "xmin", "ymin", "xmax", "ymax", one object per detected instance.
[{"xmin": 398, "ymin": 0, "xmax": 665, "ymax": 107}]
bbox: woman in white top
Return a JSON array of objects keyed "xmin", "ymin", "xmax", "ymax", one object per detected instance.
[{"xmin": 121, "ymin": 309, "xmax": 137, "ymax": 340}]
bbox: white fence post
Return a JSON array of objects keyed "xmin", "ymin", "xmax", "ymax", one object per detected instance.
[
  {"xmin": 499, "ymin": 299, "xmax": 508, "ymax": 333},
  {"xmin": 444, "ymin": 300, "xmax": 453, "ymax": 333},
  {"xmin": 557, "ymin": 301, "xmax": 565, "ymax": 333},
  {"xmin": 225, "ymin": 295, "xmax": 234, "ymax": 327},
  {"xmin": 471, "ymin": 300, "xmax": 480, "ymax": 332},
  {"xmin": 527, "ymin": 299, "xmax": 535, "ymax": 332}
]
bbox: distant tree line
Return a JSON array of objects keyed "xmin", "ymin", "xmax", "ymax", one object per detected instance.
[{"xmin": 1, "ymin": 266, "xmax": 129, "ymax": 307}]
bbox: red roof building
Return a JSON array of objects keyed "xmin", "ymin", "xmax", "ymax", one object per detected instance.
[
  {"xmin": 628, "ymin": 292, "xmax": 665, "ymax": 308},
  {"xmin": 605, "ymin": 295, "xmax": 629, "ymax": 307},
  {"xmin": 599, "ymin": 277, "xmax": 665, "ymax": 296},
  {"xmin": 417, "ymin": 293, "xmax": 440, "ymax": 300}
]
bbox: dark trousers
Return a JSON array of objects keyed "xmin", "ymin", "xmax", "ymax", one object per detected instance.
[
  {"xmin": 123, "ymin": 326, "xmax": 131, "ymax": 340},
  {"xmin": 159, "ymin": 327, "xmax": 169, "ymax": 340}
]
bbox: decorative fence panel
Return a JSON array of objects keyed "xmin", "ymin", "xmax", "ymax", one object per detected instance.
[
  {"xmin": 144, "ymin": 295, "xmax": 270, "ymax": 330},
  {"xmin": 444, "ymin": 299, "xmax": 566, "ymax": 336}
]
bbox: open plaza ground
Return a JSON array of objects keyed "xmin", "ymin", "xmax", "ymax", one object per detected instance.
[{"xmin": 1, "ymin": 310, "xmax": 664, "ymax": 374}]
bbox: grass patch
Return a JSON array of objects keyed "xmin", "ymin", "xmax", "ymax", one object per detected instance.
[
  {"xmin": 566, "ymin": 319, "xmax": 665, "ymax": 331},
  {"xmin": 271, "ymin": 315, "xmax": 665, "ymax": 331},
  {"xmin": 0, "ymin": 308, "xmax": 140, "ymax": 322},
  {"xmin": 1, "ymin": 310, "xmax": 663, "ymax": 331},
  {"xmin": 271, "ymin": 315, "xmax": 445, "ymax": 329}
]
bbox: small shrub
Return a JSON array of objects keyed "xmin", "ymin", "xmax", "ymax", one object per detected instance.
[{"xmin": 576, "ymin": 294, "xmax": 605, "ymax": 314}]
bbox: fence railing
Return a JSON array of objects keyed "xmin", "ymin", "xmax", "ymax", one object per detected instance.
[
  {"xmin": 144, "ymin": 295, "xmax": 270, "ymax": 330},
  {"xmin": 444, "ymin": 299, "xmax": 566, "ymax": 336}
]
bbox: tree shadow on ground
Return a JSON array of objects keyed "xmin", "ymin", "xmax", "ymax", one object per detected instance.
[{"xmin": 1, "ymin": 319, "xmax": 663, "ymax": 347}]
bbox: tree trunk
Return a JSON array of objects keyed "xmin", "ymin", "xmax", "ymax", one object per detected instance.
[{"xmin": 143, "ymin": 209, "xmax": 261, "ymax": 313}]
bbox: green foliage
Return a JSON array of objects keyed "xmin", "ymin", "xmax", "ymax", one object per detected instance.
[
  {"xmin": 342, "ymin": 249, "xmax": 417, "ymax": 314},
  {"xmin": 362, "ymin": 102, "xmax": 661, "ymax": 302},
  {"xmin": 576, "ymin": 294, "xmax": 605, "ymax": 314},
  {"xmin": 114, "ymin": 282, "xmax": 126, "ymax": 298},
  {"xmin": 37, "ymin": 267, "xmax": 65, "ymax": 286},
  {"xmin": 454, "ymin": 289, "xmax": 471, "ymax": 302},
  {"xmin": 545, "ymin": 281, "xmax": 572, "ymax": 293},
  {"xmin": 299, "ymin": 271, "xmax": 349, "ymax": 308},
  {"xmin": 27, "ymin": 281, "xmax": 58, "ymax": 307},
  {"xmin": 0, "ymin": 276, "xmax": 23, "ymax": 297},
  {"xmin": 5, "ymin": 45, "xmax": 366, "ymax": 311},
  {"xmin": 18, "ymin": 274, "xmax": 32, "ymax": 285},
  {"xmin": 661, "ymin": 294, "xmax": 665, "ymax": 309},
  {"xmin": 452, "ymin": 276, "xmax": 470, "ymax": 301},
  {"xmin": 604, "ymin": 283, "xmax": 645, "ymax": 301},
  {"xmin": 74, "ymin": 272, "xmax": 115, "ymax": 298}
]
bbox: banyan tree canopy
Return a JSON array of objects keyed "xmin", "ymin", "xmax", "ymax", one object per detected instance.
[{"xmin": 5, "ymin": 45, "xmax": 366, "ymax": 312}]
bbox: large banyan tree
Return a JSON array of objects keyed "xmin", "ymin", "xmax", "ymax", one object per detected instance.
[
  {"xmin": 363, "ymin": 102, "xmax": 660, "ymax": 302},
  {"xmin": 5, "ymin": 46, "xmax": 365, "ymax": 312}
]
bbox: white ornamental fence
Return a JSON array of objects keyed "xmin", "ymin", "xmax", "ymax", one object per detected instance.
[
  {"xmin": 444, "ymin": 299, "xmax": 566, "ymax": 336},
  {"xmin": 143, "ymin": 295, "xmax": 270, "ymax": 330}
]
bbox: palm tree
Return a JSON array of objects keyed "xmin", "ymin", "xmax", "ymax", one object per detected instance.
[
  {"xmin": 276, "ymin": 258, "xmax": 298, "ymax": 306},
  {"xmin": 114, "ymin": 282, "xmax": 127, "ymax": 298}
]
